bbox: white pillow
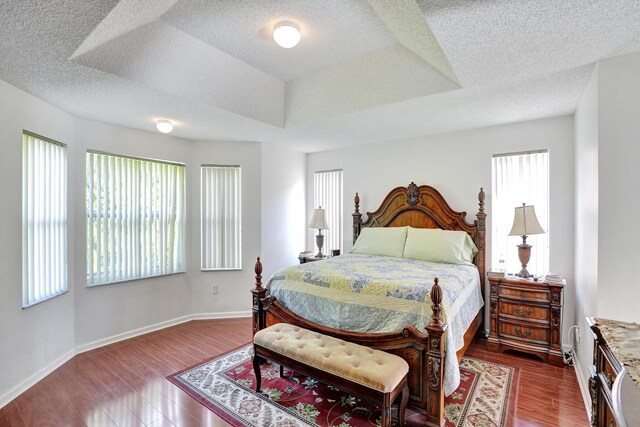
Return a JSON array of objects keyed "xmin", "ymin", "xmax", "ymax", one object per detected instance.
[
  {"xmin": 350, "ymin": 226, "xmax": 408, "ymax": 258},
  {"xmin": 403, "ymin": 227, "xmax": 478, "ymax": 265}
]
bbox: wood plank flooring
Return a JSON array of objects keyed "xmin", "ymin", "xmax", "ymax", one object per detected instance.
[{"xmin": 0, "ymin": 318, "xmax": 589, "ymax": 426}]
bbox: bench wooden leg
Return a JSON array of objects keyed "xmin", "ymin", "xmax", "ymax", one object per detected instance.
[
  {"xmin": 398, "ymin": 381, "xmax": 409, "ymax": 427},
  {"xmin": 253, "ymin": 355, "xmax": 262, "ymax": 392},
  {"xmin": 381, "ymin": 393, "xmax": 392, "ymax": 427}
]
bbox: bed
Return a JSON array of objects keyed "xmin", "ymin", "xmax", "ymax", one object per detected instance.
[{"xmin": 251, "ymin": 182, "xmax": 486, "ymax": 427}]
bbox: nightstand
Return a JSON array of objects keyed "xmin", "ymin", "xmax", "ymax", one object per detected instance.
[
  {"xmin": 487, "ymin": 275, "xmax": 564, "ymax": 366},
  {"xmin": 298, "ymin": 254, "xmax": 327, "ymax": 264}
]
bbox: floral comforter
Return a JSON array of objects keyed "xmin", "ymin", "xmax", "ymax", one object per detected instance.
[{"xmin": 266, "ymin": 253, "xmax": 484, "ymax": 395}]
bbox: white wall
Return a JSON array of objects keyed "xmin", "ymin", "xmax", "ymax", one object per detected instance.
[
  {"xmin": 187, "ymin": 140, "xmax": 307, "ymax": 315},
  {"xmin": 307, "ymin": 116, "xmax": 576, "ymax": 344},
  {"xmin": 571, "ymin": 53, "xmax": 640, "ymax": 418},
  {"xmin": 188, "ymin": 140, "xmax": 262, "ymax": 316},
  {"xmin": 0, "ymin": 78, "xmax": 307, "ymax": 406},
  {"xmin": 597, "ymin": 52, "xmax": 640, "ymax": 323},
  {"xmin": 72, "ymin": 118, "xmax": 193, "ymax": 346},
  {"xmin": 260, "ymin": 143, "xmax": 306, "ymax": 280},
  {"xmin": 573, "ymin": 64, "xmax": 599, "ymax": 406},
  {"xmin": 0, "ymin": 80, "xmax": 76, "ymax": 401}
]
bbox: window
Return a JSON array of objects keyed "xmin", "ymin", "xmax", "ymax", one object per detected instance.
[
  {"xmin": 22, "ymin": 132, "xmax": 68, "ymax": 307},
  {"xmin": 86, "ymin": 151, "xmax": 185, "ymax": 285},
  {"xmin": 492, "ymin": 150, "xmax": 549, "ymax": 276},
  {"xmin": 313, "ymin": 170, "xmax": 343, "ymax": 253},
  {"xmin": 201, "ymin": 165, "xmax": 241, "ymax": 270}
]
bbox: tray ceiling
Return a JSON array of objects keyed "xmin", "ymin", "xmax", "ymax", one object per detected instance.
[{"xmin": 0, "ymin": 0, "xmax": 639, "ymax": 152}]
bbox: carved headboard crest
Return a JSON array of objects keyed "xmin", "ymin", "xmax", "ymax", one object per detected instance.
[{"xmin": 407, "ymin": 182, "xmax": 419, "ymax": 206}]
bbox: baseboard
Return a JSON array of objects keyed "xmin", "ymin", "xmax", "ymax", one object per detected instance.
[
  {"xmin": 75, "ymin": 314, "xmax": 194, "ymax": 354},
  {"xmin": 0, "ymin": 348, "xmax": 75, "ymax": 409},
  {"xmin": 191, "ymin": 311, "xmax": 251, "ymax": 320},
  {"xmin": 1, "ymin": 311, "xmax": 252, "ymax": 410},
  {"xmin": 573, "ymin": 350, "xmax": 593, "ymax": 423}
]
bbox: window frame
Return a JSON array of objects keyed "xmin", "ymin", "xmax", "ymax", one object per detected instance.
[
  {"xmin": 491, "ymin": 149, "xmax": 550, "ymax": 276},
  {"xmin": 85, "ymin": 150, "xmax": 186, "ymax": 286},
  {"xmin": 313, "ymin": 169, "xmax": 343, "ymax": 254},
  {"xmin": 22, "ymin": 131, "xmax": 68, "ymax": 308},
  {"xmin": 200, "ymin": 164, "xmax": 242, "ymax": 271}
]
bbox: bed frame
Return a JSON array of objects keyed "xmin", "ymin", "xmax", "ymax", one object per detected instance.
[{"xmin": 251, "ymin": 182, "xmax": 486, "ymax": 427}]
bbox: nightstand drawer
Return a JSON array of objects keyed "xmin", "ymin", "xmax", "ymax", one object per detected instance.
[
  {"xmin": 499, "ymin": 300, "xmax": 549, "ymax": 322},
  {"xmin": 499, "ymin": 320, "xmax": 549, "ymax": 344},
  {"xmin": 499, "ymin": 286, "xmax": 549, "ymax": 302}
]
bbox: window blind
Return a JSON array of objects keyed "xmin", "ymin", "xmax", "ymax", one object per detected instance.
[
  {"xmin": 313, "ymin": 170, "xmax": 343, "ymax": 253},
  {"xmin": 22, "ymin": 132, "xmax": 68, "ymax": 307},
  {"xmin": 492, "ymin": 151, "xmax": 549, "ymax": 276},
  {"xmin": 86, "ymin": 151, "xmax": 185, "ymax": 286},
  {"xmin": 201, "ymin": 165, "xmax": 242, "ymax": 270}
]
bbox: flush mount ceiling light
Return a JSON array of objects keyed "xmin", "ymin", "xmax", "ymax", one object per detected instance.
[
  {"xmin": 156, "ymin": 119, "xmax": 173, "ymax": 133},
  {"xmin": 273, "ymin": 21, "xmax": 301, "ymax": 48}
]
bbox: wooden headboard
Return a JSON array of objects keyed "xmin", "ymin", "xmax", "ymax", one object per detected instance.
[{"xmin": 352, "ymin": 182, "xmax": 487, "ymax": 294}]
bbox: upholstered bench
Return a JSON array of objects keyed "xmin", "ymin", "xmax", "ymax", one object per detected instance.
[{"xmin": 253, "ymin": 323, "xmax": 409, "ymax": 427}]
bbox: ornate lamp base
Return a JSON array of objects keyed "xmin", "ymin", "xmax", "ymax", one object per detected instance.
[
  {"xmin": 516, "ymin": 242, "xmax": 532, "ymax": 278},
  {"xmin": 315, "ymin": 233, "xmax": 325, "ymax": 258}
]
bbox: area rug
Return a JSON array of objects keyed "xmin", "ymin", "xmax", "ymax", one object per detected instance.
[{"xmin": 167, "ymin": 344, "xmax": 518, "ymax": 427}]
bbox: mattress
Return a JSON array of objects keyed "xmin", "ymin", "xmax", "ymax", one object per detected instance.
[{"xmin": 266, "ymin": 253, "xmax": 484, "ymax": 396}]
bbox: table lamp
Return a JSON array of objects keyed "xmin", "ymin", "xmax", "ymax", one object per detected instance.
[
  {"xmin": 309, "ymin": 207, "xmax": 328, "ymax": 258},
  {"xmin": 508, "ymin": 203, "xmax": 545, "ymax": 278}
]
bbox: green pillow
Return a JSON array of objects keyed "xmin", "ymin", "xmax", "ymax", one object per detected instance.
[
  {"xmin": 403, "ymin": 227, "xmax": 478, "ymax": 265},
  {"xmin": 350, "ymin": 226, "xmax": 408, "ymax": 258}
]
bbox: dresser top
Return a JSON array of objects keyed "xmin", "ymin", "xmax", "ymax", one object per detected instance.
[{"xmin": 593, "ymin": 318, "xmax": 640, "ymax": 391}]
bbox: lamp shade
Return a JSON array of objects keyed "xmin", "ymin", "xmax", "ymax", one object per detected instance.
[
  {"xmin": 508, "ymin": 203, "xmax": 545, "ymax": 236},
  {"xmin": 308, "ymin": 207, "xmax": 328, "ymax": 230}
]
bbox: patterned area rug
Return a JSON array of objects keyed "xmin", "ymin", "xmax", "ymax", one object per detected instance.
[{"xmin": 167, "ymin": 345, "xmax": 518, "ymax": 427}]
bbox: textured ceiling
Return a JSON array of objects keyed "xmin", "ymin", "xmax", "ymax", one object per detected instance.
[
  {"xmin": 0, "ymin": 0, "xmax": 639, "ymax": 152},
  {"xmin": 417, "ymin": 0, "xmax": 640, "ymax": 87},
  {"xmin": 161, "ymin": 0, "xmax": 397, "ymax": 82}
]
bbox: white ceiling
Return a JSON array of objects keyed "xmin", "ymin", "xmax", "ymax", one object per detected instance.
[
  {"xmin": 0, "ymin": 0, "xmax": 639, "ymax": 153},
  {"xmin": 161, "ymin": 0, "xmax": 398, "ymax": 82}
]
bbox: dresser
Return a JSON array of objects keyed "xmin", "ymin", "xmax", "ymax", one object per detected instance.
[
  {"xmin": 588, "ymin": 317, "xmax": 640, "ymax": 427},
  {"xmin": 487, "ymin": 276, "xmax": 564, "ymax": 366}
]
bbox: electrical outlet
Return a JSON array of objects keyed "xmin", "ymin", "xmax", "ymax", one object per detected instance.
[
  {"xmin": 212, "ymin": 284, "xmax": 218, "ymax": 295},
  {"xmin": 575, "ymin": 326, "xmax": 581, "ymax": 343}
]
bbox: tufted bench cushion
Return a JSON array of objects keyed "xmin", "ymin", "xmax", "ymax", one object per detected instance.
[{"xmin": 253, "ymin": 323, "xmax": 409, "ymax": 393}]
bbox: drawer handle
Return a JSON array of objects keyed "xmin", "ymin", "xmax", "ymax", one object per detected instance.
[
  {"xmin": 514, "ymin": 327, "xmax": 532, "ymax": 337},
  {"xmin": 514, "ymin": 306, "xmax": 533, "ymax": 317},
  {"xmin": 520, "ymin": 291, "xmax": 527, "ymax": 298}
]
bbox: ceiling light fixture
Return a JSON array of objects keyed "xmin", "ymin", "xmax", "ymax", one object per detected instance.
[
  {"xmin": 156, "ymin": 119, "xmax": 173, "ymax": 133},
  {"xmin": 273, "ymin": 21, "xmax": 301, "ymax": 48}
]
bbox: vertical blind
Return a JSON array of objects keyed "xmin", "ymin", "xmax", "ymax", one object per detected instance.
[
  {"xmin": 492, "ymin": 151, "xmax": 549, "ymax": 276},
  {"xmin": 201, "ymin": 165, "xmax": 242, "ymax": 270},
  {"xmin": 22, "ymin": 132, "xmax": 68, "ymax": 307},
  {"xmin": 313, "ymin": 170, "xmax": 343, "ymax": 253},
  {"xmin": 86, "ymin": 151, "xmax": 185, "ymax": 285}
]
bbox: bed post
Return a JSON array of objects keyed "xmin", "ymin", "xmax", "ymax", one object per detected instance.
[
  {"xmin": 425, "ymin": 278, "xmax": 447, "ymax": 427},
  {"xmin": 352, "ymin": 192, "xmax": 362, "ymax": 244},
  {"xmin": 251, "ymin": 257, "xmax": 267, "ymax": 336},
  {"xmin": 476, "ymin": 188, "xmax": 487, "ymax": 337}
]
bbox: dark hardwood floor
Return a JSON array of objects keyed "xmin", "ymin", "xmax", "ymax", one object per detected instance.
[
  {"xmin": 466, "ymin": 342, "xmax": 589, "ymax": 427},
  {"xmin": 0, "ymin": 318, "xmax": 589, "ymax": 426}
]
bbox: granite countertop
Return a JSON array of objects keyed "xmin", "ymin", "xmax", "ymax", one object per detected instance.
[{"xmin": 595, "ymin": 318, "xmax": 640, "ymax": 390}]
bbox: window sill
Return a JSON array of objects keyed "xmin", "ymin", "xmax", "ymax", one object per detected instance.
[
  {"xmin": 22, "ymin": 290, "xmax": 69, "ymax": 309},
  {"xmin": 87, "ymin": 271, "xmax": 186, "ymax": 287}
]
